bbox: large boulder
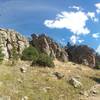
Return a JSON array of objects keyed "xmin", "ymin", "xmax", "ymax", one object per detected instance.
[
  {"xmin": 0, "ymin": 28, "xmax": 29, "ymax": 60},
  {"xmin": 30, "ymin": 34, "xmax": 68, "ymax": 62}
]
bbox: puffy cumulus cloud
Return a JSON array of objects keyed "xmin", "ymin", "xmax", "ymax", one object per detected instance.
[
  {"xmin": 44, "ymin": 6, "xmax": 98, "ymax": 44},
  {"xmin": 92, "ymin": 33, "xmax": 100, "ymax": 39},
  {"xmin": 44, "ymin": 11, "xmax": 90, "ymax": 35},
  {"xmin": 96, "ymin": 45, "xmax": 100, "ymax": 54},
  {"xmin": 95, "ymin": 3, "xmax": 100, "ymax": 14}
]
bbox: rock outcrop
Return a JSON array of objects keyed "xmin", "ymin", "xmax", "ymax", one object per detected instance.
[
  {"xmin": 0, "ymin": 28, "xmax": 29, "ymax": 60},
  {"xmin": 66, "ymin": 45, "xmax": 96, "ymax": 67},
  {"xmin": 30, "ymin": 34, "xmax": 68, "ymax": 62}
]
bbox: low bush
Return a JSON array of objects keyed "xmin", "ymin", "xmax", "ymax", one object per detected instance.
[
  {"xmin": 95, "ymin": 62, "xmax": 100, "ymax": 69},
  {"xmin": 21, "ymin": 46, "xmax": 39, "ymax": 61},
  {"xmin": 95, "ymin": 66, "xmax": 100, "ymax": 69},
  {"xmin": 95, "ymin": 53, "xmax": 100, "ymax": 69},
  {"xmin": 32, "ymin": 53, "xmax": 54, "ymax": 67}
]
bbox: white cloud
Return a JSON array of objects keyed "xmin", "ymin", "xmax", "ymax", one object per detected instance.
[
  {"xmin": 92, "ymin": 33, "xmax": 100, "ymax": 39},
  {"xmin": 95, "ymin": 3, "xmax": 100, "ymax": 9},
  {"xmin": 70, "ymin": 35, "xmax": 78, "ymax": 44},
  {"xmin": 96, "ymin": 45, "xmax": 100, "ymax": 54},
  {"xmin": 44, "ymin": 6, "xmax": 98, "ymax": 44},
  {"xmin": 78, "ymin": 39, "xmax": 84, "ymax": 43},
  {"xmin": 87, "ymin": 12, "xmax": 95, "ymax": 19},
  {"xmin": 96, "ymin": 9, "xmax": 100, "ymax": 14},
  {"xmin": 44, "ymin": 11, "xmax": 90, "ymax": 35},
  {"xmin": 70, "ymin": 35, "xmax": 84, "ymax": 44},
  {"xmin": 95, "ymin": 3, "xmax": 100, "ymax": 14},
  {"xmin": 93, "ymin": 18, "xmax": 99, "ymax": 22},
  {"xmin": 87, "ymin": 12, "xmax": 98, "ymax": 22},
  {"xmin": 69, "ymin": 6, "xmax": 80, "ymax": 10}
]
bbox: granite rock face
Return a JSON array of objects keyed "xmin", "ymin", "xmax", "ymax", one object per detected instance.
[
  {"xmin": 0, "ymin": 28, "xmax": 29, "ymax": 60},
  {"xmin": 30, "ymin": 34, "xmax": 68, "ymax": 62}
]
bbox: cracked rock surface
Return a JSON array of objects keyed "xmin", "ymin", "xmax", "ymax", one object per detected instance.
[{"xmin": 0, "ymin": 28, "xmax": 29, "ymax": 60}]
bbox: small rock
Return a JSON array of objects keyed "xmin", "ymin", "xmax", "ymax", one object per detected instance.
[
  {"xmin": 42, "ymin": 87, "xmax": 51, "ymax": 93},
  {"xmin": 92, "ymin": 90, "xmax": 97, "ymax": 94},
  {"xmin": 45, "ymin": 87, "xmax": 51, "ymax": 90},
  {"xmin": 90, "ymin": 89, "xmax": 98, "ymax": 95},
  {"xmin": 53, "ymin": 72, "xmax": 64, "ymax": 79},
  {"xmin": 17, "ymin": 79, "xmax": 23, "ymax": 83},
  {"xmin": 21, "ymin": 96, "xmax": 28, "ymax": 100},
  {"xmin": 74, "ymin": 75, "xmax": 81, "ymax": 79},
  {"xmin": 20, "ymin": 67, "xmax": 27, "ymax": 73},
  {"xmin": 42, "ymin": 88, "xmax": 47, "ymax": 93},
  {"xmin": 69, "ymin": 77, "xmax": 82, "ymax": 88},
  {"xmin": 0, "ymin": 81, "xmax": 3, "ymax": 87},
  {"xmin": 79, "ymin": 91, "xmax": 89, "ymax": 97}
]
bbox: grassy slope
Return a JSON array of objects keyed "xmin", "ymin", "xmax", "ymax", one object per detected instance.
[{"xmin": 0, "ymin": 60, "xmax": 100, "ymax": 100}]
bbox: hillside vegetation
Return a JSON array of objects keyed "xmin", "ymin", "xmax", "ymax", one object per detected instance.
[
  {"xmin": 0, "ymin": 29, "xmax": 100, "ymax": 100},
  {"xmin": 0, "ymin": 60, "xmax": 99, "ymax": 100}
]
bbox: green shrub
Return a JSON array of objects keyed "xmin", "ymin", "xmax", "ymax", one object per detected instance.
[
  {"xmin": 21, "ymin": 46, "xmax": 39, "ymax": 61},
  {"xmin": 0, "ymin": 47, "xmax": 4, "ymax": 62},
  {"xmin": 95, "ymin": 66, "xmax": 100, "ymax": 69},
  {"xmin": 32, "ymin": 53, "xmax": 54, "ymax": 67},
  {"xmin": 10, "ymin": 46, "xmax": 20, "ymax": 65},
  {"xmin": 95, "ymin": 62, "xmax": 100, "ymax": 69}
]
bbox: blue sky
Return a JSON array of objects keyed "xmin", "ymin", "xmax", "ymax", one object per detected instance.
[{"xmin": 0, "ymin": 0, "xmax": 100, "ymax": 53}]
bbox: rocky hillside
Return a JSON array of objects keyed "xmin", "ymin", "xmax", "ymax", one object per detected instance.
[
  {"xmin": 0, "ymin": 28, "xmax": 99, "ymax": 68},
  {"xmin": 0, "ymin": 28, "xmax": 99, "ymax": 100},
  {"xmin": 30, "ymin": 34, "xmax": 68, "ymax": 62},
  {"xmin": 0, "ymin": 28, "xmax": 29, "ymax": 60},
  {"xmin": 30, "ymin": 34, "xmax": 100, "ymax": 68}
]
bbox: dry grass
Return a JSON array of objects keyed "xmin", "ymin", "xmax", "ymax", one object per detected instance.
[{"xmin": 0, "ymin": 60, "xmax": 99, "ymax": 100}]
